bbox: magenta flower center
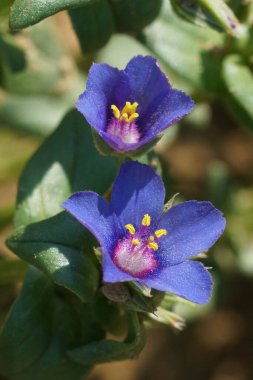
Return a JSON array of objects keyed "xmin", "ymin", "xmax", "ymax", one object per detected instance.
[
  {"xmin": 112, "ymin": 214, "xmax": 167, "ymax": 277},
  {"xmin": 107, "ymin": 101, "xmax": 141, "ymax": 144}
]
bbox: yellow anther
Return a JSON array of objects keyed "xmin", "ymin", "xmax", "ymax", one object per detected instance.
[
  {"xmin": 132, "ymin": 238, "xmax": 140, "ymax": 245},
  {"xmin": 122, "ymin": 101, "xmax": 138, "ymax": 114},
  {"xmin": 132, "ymin": 102, "xmax": 138, "ymax": 112},
  {"xmin": 112, "ymin": 101, "xmax": 139, "ymax": 124},
  {"xmin": 148, "ymin": 236, "xmax": 155, "ymax": 242},
  {"xmin": 125, "ymin": 224, "xmax": 135, "ymax": 235},
  {"xmin": 155, "ymin": 229, "xmax": 167, "ymax": 238},
  {"xmin": 142, "ymin": 214, "xmax": 151, "ymax": 227},
  {"xmin": 120, "ymin": 113, "xmax": 129, "ymax": 122},
  {"xmin": 111, "ymin": 104, "xmax": 120, "ymax": 119},
  {"xmin": 121, "ymin": 102, "xmax": 131, "ymax": 114},
  {"xmin": 128, "ymin": 113, "xmax": 139, "ymax": 123},
  {"xmin": 147, "ymin": 242, "xmax": 159, "ymax": 251}
]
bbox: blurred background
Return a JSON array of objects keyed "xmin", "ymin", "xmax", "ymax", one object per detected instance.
[{"xmin": 1, "ymin": 0, "xmax": 253, "ymax": 379}]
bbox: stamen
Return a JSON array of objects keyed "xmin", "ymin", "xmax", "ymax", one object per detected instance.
[
  {"xmin": 121, "ymin": 102, "xmax": 131, "ymax": 115},
  {"xmin": 111, "ymin": 105, "xmax": 120, "ymax": 119},
  {"xmin": 128, "ymin": 113, "xmax": 139, "ymax": 123},
  {"xmin": 155, "ymin": 229, "xmax": 167, "ymax": 238},
  {"xmin": 122, "ymin": 101, "xmax": 138, "ymax": 115},
  {"xmin": 148, "ymin": 236, "xmax": 155, "ymax": 242},
  {"xmin": 120, "ymin": 113, "xmax": 129, "ymax": 122},
  {"xmin": 132, "ymin": 238, "xmax": 140, "ymax": 245},
  {"xmin": 111, "ymin": 101, "xmax": 139, "ymax": 124},
  {"xmin": 125, "ymin": 224, "xmax": 136, "ymax": 235},
  {"xmin": 142, "ymin": 214, "xmax": 151, "ymax": 226},
  {"xmin": 147, "ymin": 242, "xmax": 159, "ymax": 251}
]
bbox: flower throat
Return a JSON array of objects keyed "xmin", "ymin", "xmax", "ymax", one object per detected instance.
[
  {"xmin": 107, "ymin": 101, "xmax": 141, "ymax": 144},
  {"xmin": 112, "ymin": 213, "xmax": 167, "ymax": 277}
]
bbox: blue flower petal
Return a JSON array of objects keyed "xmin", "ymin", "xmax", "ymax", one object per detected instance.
[
  {"xmin": 86, "ymin": 63, "xmax": 122, "ymax": 100},
  {"xmin": 76, "ymin": 90, "xmax": 108, "ymax": 132},
  {"xmin": 125, "ymin": 55, "xmax": 171, "ymax": 116},
  {"xmin": 62, "ymin": 191, "xmax": 118, "ymax": 251},
  {"xmin": 102, "ymin": 249, "xmax": 135, "ymax": 283},
  {"xmin": 139, "ymin": 88, "xmax": 194, "ymax": 138},
  {"xmin": 156, "ymin": 201, "xmax": 226, "ymax": 266},
  {"xmin": 111, "ymin": 161, "xmax": 165, "ymax": 228},
  {"xmin": 76, "ymin": 63, "xmax": 130, "ymax": 132},
  {"xmin": 143, "ymin": 261, "xmax": 212, "ymax": 304}
]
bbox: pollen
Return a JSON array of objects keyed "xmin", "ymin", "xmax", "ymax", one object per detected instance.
[
  {"xmin": 155, "ymin": 229, "xmax": 167, "ymax": 238},
  {"xmin": 132, "ymin": 238, "xmax": 140, "ymax": 245},
  {"xmin": 142, "ymin": 214, "xmax": 151, "ymax": 226},
  {"xmin": 147, "ymin": 241, "xmax": 159, "ymax": 251},
  {"xmin": 111, "ymin": 101, "xmax": 139, "ymax": 124},
  {"xmin": 125, "ymin": 224, "xmax": 135, "ymax": 234}
]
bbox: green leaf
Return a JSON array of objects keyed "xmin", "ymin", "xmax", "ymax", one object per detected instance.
[
  {"xmin": 0, "ymin": 34, "xmax": 26, "ymax": 73},
  {"xmin": 9, "ymin": 0, "xmax": 95, "ymax": 30},
  {"xmin": 0, "ymin": 267, "xmax": 103, "ymax": 380},
  {"xmin": 7, "ymin": 109, "xmax": 117, "ymax": 300},
  {"xmin": 171, "ymin": 0, "xmax": 239, "ymax": 33},
  {"xmin": 67, "ymin": 311, "xmax": 145, "ymax": 364},
  {"xmin": 7, "ymin": 212, "xmax": 99, "ymax": 302},
  {"xmin": 14, "ymin": 109, "xmax": 117, "ymax": 227},
  {"xmin": 222, "ymin": 54, "xmax": 253, "ymax": 131},
  {"xmin": 68, "ymin": 0, "xmax": 115, "ymax": 54},
  {"xmin": 0, "ymin": 267, "xmax": 54, "ymax": 377},
  {"xmin": 144, "ymin": 3, "xmax": 225, "ymax": 94},
  {"xmin": 109, "ymin": 0, "xmax": 162, "ymax": 33}
]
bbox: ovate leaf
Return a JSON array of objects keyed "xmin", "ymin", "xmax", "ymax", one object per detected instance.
[
  {"xmin": 109, "ymin": 0, "xmax": 162, "ymax": 33},
  {"xmin": 7, "ymin": 212, "xmax": 99, "ymax": 302},
  {"xmin": 68, "ymin": 0, "xmax": 114, "ymax": 54},
  {"xmin": 9, "ymin": 0, "xmax": 95, "ymax": 30},
  {"xmin": 0, "ymin": 267, "xmax": 103, "ymax": 380},
  {"xmin": 0, "ymin": 267, "xmax": 54, "ymax": 376}
]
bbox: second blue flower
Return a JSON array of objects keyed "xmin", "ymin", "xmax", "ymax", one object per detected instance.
[{"xmin": 76, "ymin": 55, "xmax": 194, "ymax": 154}]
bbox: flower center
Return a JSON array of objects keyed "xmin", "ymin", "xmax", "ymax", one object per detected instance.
[
  {"xmin": 106, "ymin": 101, "xmax": 141, "ymax": 144},
  {"xmin": 112, "ymin": 214, "xmax": 167, "ymax": 277}
]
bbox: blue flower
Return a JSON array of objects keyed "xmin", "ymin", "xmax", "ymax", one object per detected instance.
[
  {"xmin": 76, "ymin": 55, "xmax": 194, "ymax": 154},
  {"xmin": 62, "ymin": 161, "xmax": 225, "ymax": 304}
]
